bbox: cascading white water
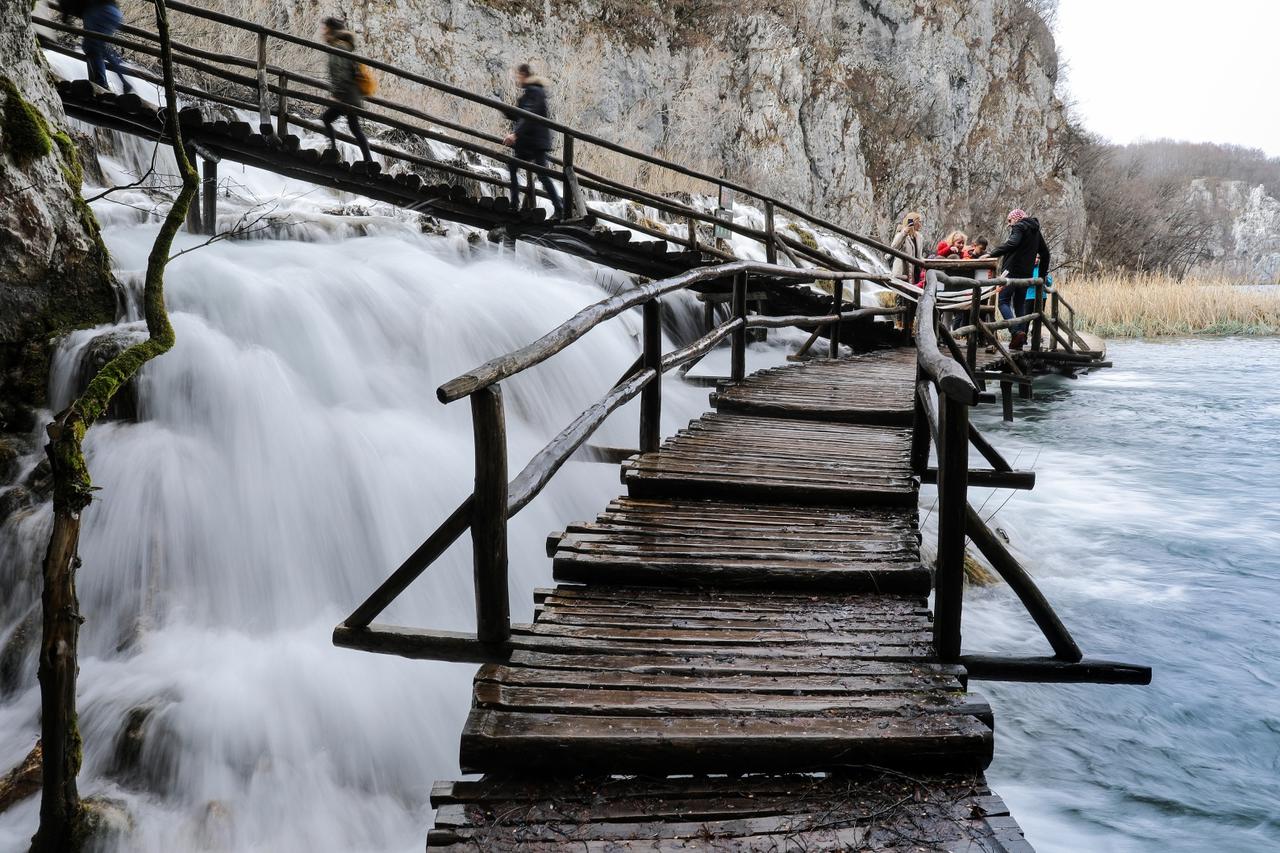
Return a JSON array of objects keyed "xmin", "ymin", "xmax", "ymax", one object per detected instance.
[{"xmin": 0, "ymin": 52, "xmax": 894, "ymax": 852}]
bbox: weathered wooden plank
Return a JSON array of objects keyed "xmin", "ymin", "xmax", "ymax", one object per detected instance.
[
  {"xmin": 473, "ymin": 664, "xmax": 962, "ymax": 695},
  {"xmin": 459, "ymin": 709, "xmax": 994, "ymax": 774}
]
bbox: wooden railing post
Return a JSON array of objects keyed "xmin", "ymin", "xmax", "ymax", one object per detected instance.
[
  {"xmin": 470, "ymin": 385, "xmax": 510, "ymax": 644},
  {"xmin": 1050, "ymin": 290, "xmax": 1062, "ymax": 352},
  {"xmin": 639, "ymin": 300, "xmax": 662, "ymax": 452},
  {"xmin": 966, "ymin": 284, "xmax": 980, "ymax": 373},
  {"xmin": 201, "ymin": 156, "xmax": 218, "ymax": 236},
  {"xmin": 764, "ymin": 200, "xmax": 777, "ymax": 265},
  {"xmin": 275, "ymin": 70, "xmax": 288, "ymax": 138},
  {"xmin": 686, "ymin": 216, "xmax": 697, "ymax": 250},
  {"xmin": 730, "ymin": 272, "xmax": 748, "ymax": 381},
  {"xmin": 853, "ymin": 278, "xmax": 862, "ymax": 310},
  {"xmin": 522, "ymin": 169, "xmax": 536, "ymax": 211},
  {"xmin": 933, "ymin": 392, "xmax": 969, "ymax": 662},
  {"xmin": 1031, "ymin": 281, "xmax": 1044, "ymax": 352},
  {"xmin": 910, "ymin": 376, "xmax": 931, "ymax": 476},
  {"xmin": 828, "ymin": 279, "xmax": 844, "ymax": 358},
  {"xmin": 561, "ymin": 135, "xmax": 587, "ymax": 219},
  {"xmin": 255, "ymin": 32, "xmax": 271, "ymax": 135}
]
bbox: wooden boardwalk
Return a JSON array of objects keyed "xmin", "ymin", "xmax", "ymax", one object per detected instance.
[{"xmin": 428, "ymin": 348, "xmax": 1031, "ymax": 851}]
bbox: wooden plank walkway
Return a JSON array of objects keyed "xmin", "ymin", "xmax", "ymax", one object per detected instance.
[{"xmin": 426, "ymin": 346, "xmax": 1031, "ymax": 850}]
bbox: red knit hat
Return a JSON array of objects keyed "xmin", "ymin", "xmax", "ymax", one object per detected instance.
[{"xmin": 1007, "ymin": 208, "xmax": 1027, "ymax": 224}]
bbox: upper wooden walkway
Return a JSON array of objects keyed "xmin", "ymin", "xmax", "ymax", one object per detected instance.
[{"xmin": 428, "ymin": 347, "xmax": 1028, "ymax": 851}]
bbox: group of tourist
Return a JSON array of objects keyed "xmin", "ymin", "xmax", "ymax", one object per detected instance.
[{"xmin": 890, "ymin": 210, "xmax": 1051, "ymax": 351}]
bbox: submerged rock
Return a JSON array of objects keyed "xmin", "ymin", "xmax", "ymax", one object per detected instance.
[{"xmin": 0, "ymin": 741, "xmax": 41, "ymax": 816}]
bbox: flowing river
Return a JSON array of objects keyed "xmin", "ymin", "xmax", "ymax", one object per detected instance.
[{"xmin": 964, "ymin": 337, "xmax": 1280, "ymax": 852}]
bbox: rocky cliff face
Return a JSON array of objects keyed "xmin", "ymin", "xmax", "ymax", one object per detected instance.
[
  {"xmin": 1188, "ymin": 179, "xmax": 1280, "ymax": 282},
  {"xmin": 145, "ymin": 0, "xmax": 1084, "ymax": 251},
  {"xmin": 1, "ymin": 0, "xmax": 116, "ymax": 433}
]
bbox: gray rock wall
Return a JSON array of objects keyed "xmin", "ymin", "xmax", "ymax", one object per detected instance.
[{"xmin": 1, "ymin": 0, "xmax": 116, "ymax": 428}]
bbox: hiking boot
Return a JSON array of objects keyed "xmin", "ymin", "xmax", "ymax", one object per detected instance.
[{"xmin": 1010, "ymin": 331, "xmax": 1027, "ymax": 350}]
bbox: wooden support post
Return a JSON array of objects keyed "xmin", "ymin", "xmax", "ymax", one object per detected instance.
[
  {"xmin": 255, "ymin": 33, "xmax": 272, "ymax": 135},
  {"xmin": 1031, "ymin": 282, "xmax": 1044, "ymax": 352},
  {"xmin": 1019, "ymin": 380, "xmax": 1032, "ymax": 400},
  {"xmin": 965, "ymin": 503, "xmax": 1083, "ymax": 662},
  {"xmin": 184, "ymin": 147, "xmax": 202, "ymax": 234},
  {"xmin": 966, "ymin": 285, "xmax": 980, "ymax": 374},
  {"xmin": 561, "ymin": 135, "xmax": 586, "ymax": 219},
  {"xmin": 639, "ymin": 300, "xmax": 662, "ymax": 452},
  {"xmin": 201, "ymin": 157, "xmax": 217, "ymax": 236},
  {"xmin": 910, "ymin": 377, "xmax": 931, "ymax": 476},
  {"xmin": 470, "ymin": 385, "xmax": 510, "ymax": 645},
  {"xmin": 828, "ymin": 280, "xmax": 844, "ymax": 358},
  {"xmin": 853, "ymin": 279, "xmax": 862, "ymax": 310},
  {"xmin": 686, "ymin": 216, "xmax": 697, "ymax": 250},
  {"xmin": 764, "ymin": 200, "xmax": 777, "ymax": 265},
  {"xmin": 1000, "ymin": 380, "xmax": 1014, "ymax": 422},
  {"xmin": 522, "ymin": 168, "xmax": 536, "ymax": 211},
  {"xmin": 933, "ymin": 393, "xmax": 969, "ymax": 662},
  {"xmin": 275, "ymin": 70, "xmax": 288, "ymax": 138},
  {"xmin": 730, "ymin": 272, "xmax": 747, "ymax": 382}
]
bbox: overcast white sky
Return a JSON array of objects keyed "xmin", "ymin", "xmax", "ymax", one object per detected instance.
[{"xmin": 1054, "ymin": 0, "xmax": 1280, "ymax": 156}]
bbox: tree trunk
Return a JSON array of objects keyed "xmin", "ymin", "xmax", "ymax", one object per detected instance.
[{"xmin": 30, "ymin": 503, "xmax": 86, "ymax": 852}]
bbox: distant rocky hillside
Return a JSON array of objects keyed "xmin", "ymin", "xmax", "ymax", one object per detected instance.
[
  {"xmin": 1078, "ymin": 139, "xmax": 1280, "ymax": 281},
  {"xmin": 1188, "ymin": 180, "xmax": 1280, "ymax": 282},
  {"xmin": 125, "ymin": 0, "xmax": 1085, "ymax": 253}
]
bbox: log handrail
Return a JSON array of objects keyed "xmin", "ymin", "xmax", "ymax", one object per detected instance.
[
  {"xmin": 436, "ymin": 262, "xmax": 888, "ymax": 403},
  {"xmin": 917, "ymin": 272, "xmax": 980, "ymax": 405}
]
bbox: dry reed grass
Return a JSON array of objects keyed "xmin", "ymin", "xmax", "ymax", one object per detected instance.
[{"xmin": 1059, "ymin": 272, "xmax": 1280, "ymax": 337}]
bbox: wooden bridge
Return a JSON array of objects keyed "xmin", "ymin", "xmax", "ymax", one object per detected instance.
[
  {"xmin": 37, "ymin": 0, "xmax": 1108, "ymax": 400},
  {"xmin": 328, "ymin": 263, "xmax": 1148, "ymax": 851},
  {"xmin": 40, "ymin": 4, "xmax": 1147, "ymax": 848}
]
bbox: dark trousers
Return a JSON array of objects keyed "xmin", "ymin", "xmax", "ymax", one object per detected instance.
[
  {"xmin": 84, "ymin": 3, "xmax": 131, "ymax": 92},
  {"xmin": 998, "ymin": 284, "xmax": 1027, "ymax": 335},
  {"xmin": 322, "ymin": 105, "xmax": 372, "ymax": 163},
  {"xmin": 508, "ymin": 148, "xmax": 563, "ymax": 218}
]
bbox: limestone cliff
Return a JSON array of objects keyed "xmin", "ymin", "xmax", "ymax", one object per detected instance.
[
  {"xmin": 1188, "ymin": 179, "xmax": 1280, "ymax": 282},
  {"xmin": 1, "ymin": 0, "xmax": 116, "ymax": 433},
  {"xmin": 142, "ymin": 0, "xmax": 1084, "ymax": 251}
]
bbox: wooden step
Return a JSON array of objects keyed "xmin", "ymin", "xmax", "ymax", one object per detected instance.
[
  {"xmin": 623, "ymin": 414, "xmax": 916, "ymax": 507},
  {"xmin": 426, "ymin": 771, "xmax": 1031, "ymax": 850},
  {"xmin": 553, "ymin": 497, "xmax": 928, "ymax": 593},
  {"xmin": 456, "ymin": 586, "xmax": 991, "ymax": 776},
  {"xmin": 712, "ymin": 349, "xmax": 917, "ymax": 425}
]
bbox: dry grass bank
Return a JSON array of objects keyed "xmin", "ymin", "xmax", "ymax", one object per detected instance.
[{"xmin": 1058, "ymin": 273, "xmax": 1280, "ymax": 337}]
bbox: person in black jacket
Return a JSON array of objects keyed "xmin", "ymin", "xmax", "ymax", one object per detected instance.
[
  {"xmin": 503, "ymin": 64, "xmax": 564, "ymax": 220},
  {"xmin": 985, "ymin": 208, "xmax": 1051, "ymax": 350},
  {"xmin": 60, "ymin": 0, "xmax": 133, "ymax": 93}
]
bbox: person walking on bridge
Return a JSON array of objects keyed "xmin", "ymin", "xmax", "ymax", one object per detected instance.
[
  {"xmin": 985, "ymin": 208, "xmax": 1050, "ymax": 350},
  {"xmin": 503, "ymin": 64, "xmax": 564, "ymax": 220},
  {"xmin": 320, "ymin": 17, "xmax": 373, "ymax": 166},
  {"xmin": 58, "ymin": 0, "xmax": 133, "ymax": 93}
]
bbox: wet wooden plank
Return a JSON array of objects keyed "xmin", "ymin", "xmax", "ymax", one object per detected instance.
[{"xmin": 459, "ymin": 708, "xmax": 994, "ymax": 774}]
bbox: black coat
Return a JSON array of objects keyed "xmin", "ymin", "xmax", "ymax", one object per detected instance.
[
  {"xmin": 511, "ymin": 78, "xmax": 553, "ymax": 152},
  {"xmin": 990, "ymin": 217, "xmax": 1051, "ymax": 279}
]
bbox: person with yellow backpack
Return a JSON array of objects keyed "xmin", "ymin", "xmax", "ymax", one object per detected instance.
[{"xmin": 320, "ymin": 16, "xmax": 373, "ymax": 166}]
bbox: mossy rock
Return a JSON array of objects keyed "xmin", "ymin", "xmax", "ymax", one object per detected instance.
[{"xmin": 1, "ymin": 74, "xmax": 53, "ymax": 167}]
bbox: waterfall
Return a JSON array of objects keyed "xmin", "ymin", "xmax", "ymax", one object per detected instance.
[{"xmin": 0, "ymin": 52, "xmax": 887, "ymax": 852}]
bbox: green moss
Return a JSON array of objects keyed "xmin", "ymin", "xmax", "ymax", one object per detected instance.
[
  {"xmin": 53, "ymin": 131, "xmax": 84, "ymax": 190},
  {"xmin": 787, "ymin": 222, "xmax": 820, "ymax": 251},
  {"xmin": 1, "ymin": 75, "xmax": 53, "ymax": 167}
]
